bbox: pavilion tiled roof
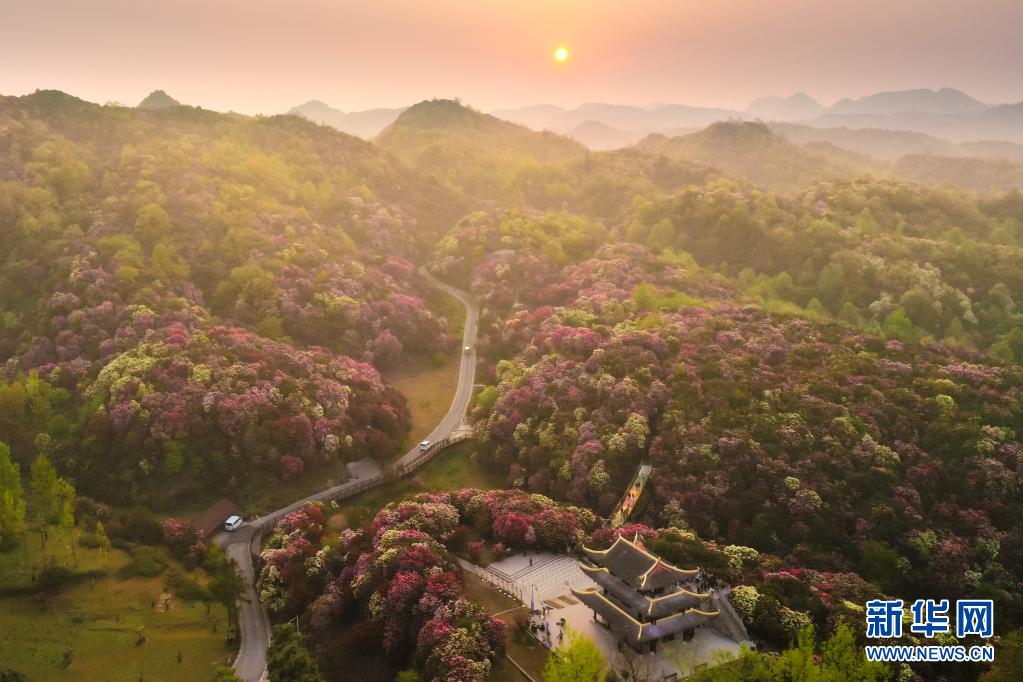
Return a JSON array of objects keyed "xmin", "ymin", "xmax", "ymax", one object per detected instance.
[
  {"xmin": 581, "ymin": 535, "xmax": 699, "ymax": 591},
  {"xmin": 571, "ymin": 587, "xmax": 718, "ymax": 643},
  {"xmin": 580, "ymin": 564, "xmax": 708, "ymax": 618}
]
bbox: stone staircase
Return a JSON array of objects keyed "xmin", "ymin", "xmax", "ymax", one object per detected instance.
[
  {"xmin": 710, "ymin": 587, "xmax": 752, "ymax": 645},
  {"xmin": 475, "ymin": 552, "xmax": 597, "ymax": 604}
]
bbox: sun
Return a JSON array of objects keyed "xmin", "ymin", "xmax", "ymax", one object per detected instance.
[{"xmin": 554, "ymin": 46, "xmax": 570, "ymax": 62}]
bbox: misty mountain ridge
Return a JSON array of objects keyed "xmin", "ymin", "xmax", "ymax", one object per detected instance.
[
  {"xmin": 379, "ymin": 99, "xmax": 585, "ymax": 158},
  {"xmin": 489, "ymin": 103, "xmax": 568, "ymax": 129},
  {"xmin": 564, "ymin": 120, "xmax": 646, "ymax": 150},
  {"xmin": 636, "ymin": 120, "xmax": 879, "ymax": 192},
  {"xmin": 829, "ymin": 87, "xmax": 987, "ymax": 115},
  {"xmin": 815, "ymin": 102, "xmax": 1023, "ymax": 143},
  {"xmin": 487, "ymin": 87, "xmax": 1023, "ymax": 146},
  {"xmin": 288, "ymin": 99, "xmax": 404, "ymax": 138},
  {"xmin": 745, "ymin": 92, "xmax": 825, "ymax": 121}
]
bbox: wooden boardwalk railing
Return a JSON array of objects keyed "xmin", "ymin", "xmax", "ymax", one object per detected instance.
[
  {"xmin": 253, "ymin": 432, "xmax": 473, "ymax": 547},
  {"xmin": 394, "ymin": 431, "xmax": 472, "ymax": 477}
]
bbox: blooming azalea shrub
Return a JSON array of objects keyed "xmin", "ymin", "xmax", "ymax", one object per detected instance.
[
  {"xmin": 71, "ymin": 324, "xmax": 408, "ymax": 500},
  {"xmin": 256, "ymin": 489, "xmax": 596, "ymax": 679},
  {"xmin": 4, "ymin": 248, "xmax": 412, "ymax": 502},
  {"xmin": 257, "ymin": 498, "xmax": 504, "ymax": 679},
  {"xmin": 257, "ymin": 503, "xmax": 327, "ymax": 615},
  {"xmin": 587, "ymin": 523, "xmax": 657, "ymax": 550},
  {"xmin": 215, "ymin": 253, "xmax": 452, "ymax": 365},
  {"xmin": 162, "ymin": 517, "xmax": 197, "ymax": 554},
  {"xmin": 440, "ymin": 488, "xmax": 596, "ymax": 550},
  {"xmin": 160, "ymin": 517, "xmax": 208, "ymax": 567}
]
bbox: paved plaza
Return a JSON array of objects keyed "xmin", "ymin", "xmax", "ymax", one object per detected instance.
[
  {"xmin": 468, "ymin": 550, "xmax": 743, "ymax": 680},
  {"xmin": 484, "ymin": 550, "xmax": 598, "ymax": 603}
]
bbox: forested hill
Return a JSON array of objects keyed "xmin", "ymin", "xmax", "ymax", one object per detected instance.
[
  {"xmin": 0, "ymin": 90, "xmax": 467, "ymax": 504},
  {"xmin": 636, "ymin": 120, "xmax": 881, "ymax": 192},
  {"xmin": 376, "ymin": 98, "xmax": 717, "ymax": 217},
  {"xmin": 375, "ymin": 98, "xmax": 587, "ymax": 203},
  {"xmin": 378, "ymin": 97, "xmax": 587, "ymax": 159},
  {"xmin": 431, "ymin": 209, "xmax": 1023, "ymax": 651}
]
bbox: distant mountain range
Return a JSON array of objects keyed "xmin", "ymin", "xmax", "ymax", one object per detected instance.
[
  {"xmin": 288, "ymin": 100, "xmax": 404, "ymax": 138},
  {"xmin": 279, "ymin": 89, "xmax": 1023, "ymax": 180},
  {"xmin": 635, "ymin": 120, "xmax": 877, "ymax": 193},
  {"xmin": 745, "ymin": 92, "xmax": 826, "ymax": 121},
  {"xmin": 564, "ymin": 120, "xmax": 646, "ymax": 150},
  {"xmin": 487, "ymin": 88, "xmax": 1023, "ymax": 148},
  {"xmin": 829, "ymin": 87, "xmax": 987, "ymax": 116}
]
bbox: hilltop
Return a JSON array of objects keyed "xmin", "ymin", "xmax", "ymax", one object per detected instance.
[
  {"xmin": 376, "ymin": 99, "xmax": 586, "ymax": 202},
  {"xmin": 137, "ymin": 89, "xmax": 181, "ymax": 109},
  {"xmin": 829, "ymin": 87, "xmax": 987, "ymax": 116},
  {"xmin": 636, "ymin": 120, "xmax": 876, "ymax": 191}
]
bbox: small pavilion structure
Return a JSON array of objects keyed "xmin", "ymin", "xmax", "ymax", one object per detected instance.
[{"xmin": 572, "ymin": 535, "xmax": 720, "ymax": 653}]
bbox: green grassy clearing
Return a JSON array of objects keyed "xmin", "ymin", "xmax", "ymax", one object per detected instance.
[
  {"xmin": 325, "ymin": 441, "xmax": 502, "ymax": 530},
  {"xmin": 385, "ymin": 351, "xmax": 463, "ymax": 451},
  {"xmin": 462, "ymin": 572, "xmax": 548, "ymax": 682},
  {"xmin": 0, "ymin": 530, "xmax": 232, "ymax": 681},
  {"xmin": 385, "ymin": 279, "xmax": 467, "ymax": 450}
]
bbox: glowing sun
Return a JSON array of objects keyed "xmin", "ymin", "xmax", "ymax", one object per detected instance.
[{"xmin": 554, "ymin": 46, "xmax": 570, "ymax": 62}]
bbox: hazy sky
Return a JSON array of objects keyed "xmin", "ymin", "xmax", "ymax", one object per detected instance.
[{"xmin": 2, "ymin": 0, "xmax": 1022, "ymax": 114}]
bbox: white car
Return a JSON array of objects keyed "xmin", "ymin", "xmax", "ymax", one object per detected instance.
[
  {"xmin": 419, "ymin": 440, "xmax": 432, "ymax": 451},
  {"xmin": 464, "ymin": 345, "xmax": 471, "ymax": 353},
  {"xmin": 224, "ymin": 515, "xmax": 243, "ymax": 532}
]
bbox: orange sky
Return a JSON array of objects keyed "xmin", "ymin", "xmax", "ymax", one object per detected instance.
[{"xmin": 1, "ymin": 0, "xmax": 1021, "ymax": 113}]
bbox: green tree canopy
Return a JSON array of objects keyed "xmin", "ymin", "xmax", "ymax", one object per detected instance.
[
  {"xmin": 543, "ymin": 626, "xmax": 608, "ymax": 682},
  {"xmin": 267, "ymin": 624, "xmax": 323, "ymax": 682}
]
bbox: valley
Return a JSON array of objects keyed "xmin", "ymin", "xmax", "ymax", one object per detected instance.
[{"xmin": 1, "ymin": 81, "xmax": 1022, "ymax": 682}]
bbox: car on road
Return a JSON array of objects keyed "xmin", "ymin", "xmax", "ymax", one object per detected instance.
[
  {"xmin": 419, "ymin": 440, "xmax": 432, "ymax": 451},
  {"xmin": 464, "ymin": 345, "xmax": 471, "ymax": 353},
  {"xmin": 224, "ymin": 515, "xmax": 243, "ymax": 532}
]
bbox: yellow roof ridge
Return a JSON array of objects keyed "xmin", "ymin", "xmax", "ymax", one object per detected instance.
[
  {"xmin": 569, "ymin": 589, "xmax": 719, "ymax": 627},
  {"xmin": 581, "ymin": 534, "xmax": 700, "ymax": 576}
]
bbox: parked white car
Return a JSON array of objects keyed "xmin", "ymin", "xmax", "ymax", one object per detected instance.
[
  {"xmin": 224, "ymin": 515, "xmax": 243, "ymax": 532},
  {"xmin": 419, "ymin": 440, "xmax": 432, "ymax": 451}
]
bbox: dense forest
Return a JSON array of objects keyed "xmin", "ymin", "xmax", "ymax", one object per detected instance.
[
  {"xmin": 430, "ymin": 208, "xmax": 1022, "ymax": 623},
  {"xmin": 2, "ymin": 92, "xmax": 1022, "ymax": 681},
  {"xmin": 0, "ymin": 91, "xmax": 465, "ymax": 503}
]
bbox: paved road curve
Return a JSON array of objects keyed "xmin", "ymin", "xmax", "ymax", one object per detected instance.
[{"xmin": 214, "ymin": 272, "xmax": 478, "ymax": 682}]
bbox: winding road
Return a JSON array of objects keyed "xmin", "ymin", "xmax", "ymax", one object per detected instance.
[{"xmin": 214, "ymin": 272, "xmax": 478, "ymax": 682}]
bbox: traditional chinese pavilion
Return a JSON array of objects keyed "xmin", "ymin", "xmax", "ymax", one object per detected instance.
[{"xmin": 572, "ymin": 535, "xmax": 720, "ymax": 652}]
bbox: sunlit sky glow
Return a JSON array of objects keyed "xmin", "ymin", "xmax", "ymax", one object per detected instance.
[{"xmin": 1, "ymin": 0, "xmax": 1021, "ymax": 114}]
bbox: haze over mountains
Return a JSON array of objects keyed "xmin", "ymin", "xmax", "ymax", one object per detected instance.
[
  {"xmin": 273, "ymin": 87, "xmax": 1023, "ymax": 192},
  {"xmin": 126, "ymin": 87, "xmax": 1023, "ymax": 194},
  {"xmin": 284, "ymin": 88, "xmax": 1023, "ymax": 164},
  {"xmin": 491, "ymin": 87, "xmax": 1023, "ymax": 148},
  {"xmin": 287, "ymin": 100, "xmax": 406, "ymax": 139}
]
